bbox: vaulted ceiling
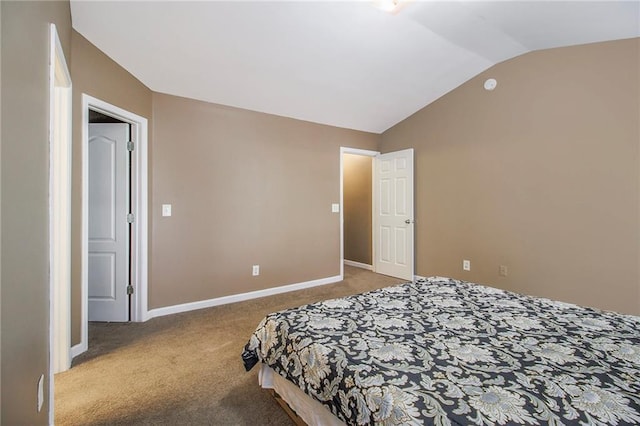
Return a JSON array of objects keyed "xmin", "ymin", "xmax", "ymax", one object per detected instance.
[{"xmin": 71, "ymin": 1, "xmax": 640, "ymax": 133}]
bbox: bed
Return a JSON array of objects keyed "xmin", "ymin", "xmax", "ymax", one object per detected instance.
[{"xmin": 242, "ymin": 277, "xmax": 640, "ymax": 425}]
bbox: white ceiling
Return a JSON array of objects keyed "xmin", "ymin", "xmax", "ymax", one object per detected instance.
[{"xmin": 70, "ymin": 1, "xmax": 640, "ymax": 133}]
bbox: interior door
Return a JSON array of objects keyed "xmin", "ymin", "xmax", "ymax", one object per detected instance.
[
  {"xmin": 374, "ymin": 149, "xmax": 414, "ymax": 280},
  {"xmin": 88, "ymin": 123, "xmax": 129, "ymax": 322}
]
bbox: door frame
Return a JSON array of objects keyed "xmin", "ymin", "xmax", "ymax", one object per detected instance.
[
  {"xmin": 49, "ymin": 22, "xmax": 72, "ymax": 424},
  {"xmin": 73, "ymin": 94, "xmax": 149, "ymax": 357},
  {"xmin": 339, "ymin": 147, "xmax": 379, "ymax": 279}
]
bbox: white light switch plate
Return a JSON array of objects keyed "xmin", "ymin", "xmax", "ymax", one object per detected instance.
[
  {"xmin": 162, "ymin": 204, "xmax": 172, "ymax": 217},
  {"xmin": 332, "ymin": 203, "xmax": 340, "ymax": 213}
]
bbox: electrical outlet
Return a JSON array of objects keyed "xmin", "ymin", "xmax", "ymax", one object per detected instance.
[
  {"xmin": 499, "ymin": 265, "xmax": 508, "ymax": 277},
  {"xmin": 37, "ymin": 374, "xmax": 44, "ymax": 412},
  {"xmin": 463, "ymin": 260, "xmax": 471, "ymax": 271},
  {"xmin": 252, "ymin": 265, "xmax": 260, "ymax": 276}
]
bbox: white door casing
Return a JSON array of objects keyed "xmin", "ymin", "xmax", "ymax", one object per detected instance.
[
  {"xmin": 49, "ymin": 22, "xmax": 72, "ymax": 424},
  {"xmin": 373, "ymin": 149, "xmax": 414, "ymax": 280},
  {"xmin": 49, "ymin": 24, "xmax": 72, "ymax": 373},
  {"xmin": 75, "ymin": 95, "xmax": 148, "ymax": 359},
  {"xmin": 88, "ymin": 123, "xmax": 129, "ymax": 322}
]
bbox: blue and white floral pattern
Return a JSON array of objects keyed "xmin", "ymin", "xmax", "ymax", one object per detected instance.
[{"xmin": 242, "ymin": 277, "xmax": 640, "ymax": 425}]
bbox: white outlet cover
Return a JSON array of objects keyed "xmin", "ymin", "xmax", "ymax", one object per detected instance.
[
  {"xmin": 331, "ymin": 203, "xmax": 340, "ymax": 213},
  {"xmin": 463, "ymin": 260, "xmax": 471, "ymax": 271},
  {"xmin": 162, "ymin": 204, "xmax": 172, "ymax": 217},
  {"xmin": 37, "ymin": 374, "xmax": 44, "ymax": 412}
]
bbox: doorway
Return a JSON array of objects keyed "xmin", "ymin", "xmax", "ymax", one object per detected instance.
[
  {"xmin": 340, "ymin": 147, "xmax": 377, "ymax": 278},
  {"xmin": 342, "ymin": 152, "xmax": 374, "ymax": 270},
  {"xmin": 340, "ymin": 147, "xmax": 415, "ymax": 281},
  {"xmin": 72, "ymin": 95, "xmax": 149, "ymax": 358}
]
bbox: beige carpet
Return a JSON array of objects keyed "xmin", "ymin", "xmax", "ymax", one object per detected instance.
[{"xmin": 55, "ymin": 266, "xmax": 404, "ymax": 425}]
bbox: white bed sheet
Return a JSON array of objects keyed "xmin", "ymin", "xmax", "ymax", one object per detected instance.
[{"xmin": 259, "ymin": 364, "xmax": 346, "ymax": 426}]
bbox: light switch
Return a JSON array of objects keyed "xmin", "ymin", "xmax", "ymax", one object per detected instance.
[
  {"xmin": 332, "ymin": 203, "xmax": 340, "ymax": 213},
  {"xmin": 162, "ymin": 204, "xmax": 172, "ymax": 217}
]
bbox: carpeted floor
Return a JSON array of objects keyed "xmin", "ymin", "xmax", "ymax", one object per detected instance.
[{"xmin": 54, "ymin": 266, "xmax": 403, "ymax": 425}]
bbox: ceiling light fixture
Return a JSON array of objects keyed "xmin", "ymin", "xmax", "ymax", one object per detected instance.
[{"xmin": 373, "ymin": 0, "xmax": 401, "ymax": 13}]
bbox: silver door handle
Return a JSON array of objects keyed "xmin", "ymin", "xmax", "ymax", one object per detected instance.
[{"xmin": 405, "ymin": 219, "xmax": 414, "ymax": 224}]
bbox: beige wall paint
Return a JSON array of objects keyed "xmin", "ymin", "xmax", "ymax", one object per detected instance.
[
  {"xmin": 1, "ymin": 1, "xmax": 72, "ymax": 423},
  {"xmin": 68, "ymin": 31, "xmax": 378, "ymax": 339},
  {"xmin": 381, "ymin": 38, "xmax": 640, "ymax": 315},
  {"xmin": 150, "ymin": 93, "xmax": 379, "ymax": 309},
  {"xmin": 343, "ymin": 154, "xmax": 372, "ymax": 265},
  {"xmin": 70, "ymin": 31, "xmax": 153, "ymax": 345}
]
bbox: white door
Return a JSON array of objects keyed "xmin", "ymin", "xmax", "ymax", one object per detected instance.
[
  {"xmin": 88, "ymin": 123, "xmax": 129, "ymax": 322},
  {"xmin": 374, "ymin": 149, "xmax": 414, "ymax": 280}
]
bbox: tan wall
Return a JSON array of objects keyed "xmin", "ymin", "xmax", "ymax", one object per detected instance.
[
  {"xmin": 381, "ymin": 38, "xmax": 640, "ymax": 315},
  {"xmin": 343, "ymin": 154, "xmax": 372, "ymax": 265},
  {"xmin": 70, "ymin": 31, "xmax": 153, "ymax": 344},
  {"xmin": 1, "ymin": 1, "xmax": 72, "ymax": 423},
  {"xmin": 150, "ymin": 93, "xmax": 379, "ymax": 309}
]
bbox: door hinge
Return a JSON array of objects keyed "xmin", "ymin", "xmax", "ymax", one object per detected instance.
[
  {"xmin": 127, "ymin": 284, "xmax": 134, "ymax": 295},
  {"xmin": 127, "ymin": 141, "xmax": 134, "ymax": 152},
  {"xmin": 127, "ymin": 213, "xmax": 135, "ymax": 223}
]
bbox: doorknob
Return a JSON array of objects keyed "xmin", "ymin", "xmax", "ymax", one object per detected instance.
[{"xmin": 405, "ymin": 219, "xmax": 414, "ymax": 224}]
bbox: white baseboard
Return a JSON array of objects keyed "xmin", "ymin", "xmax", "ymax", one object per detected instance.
[
  {"xmin": 343, "ymin": 260, "xmax": 373, "ymax": 271},
  {"xmin": 146, "ymin": 275, "xmax": 342, "ymax": 320},
  {"xmin": 70, "ymin": 341, "xmax": 87, "ymax": 358},
  {"xmin": 69, "ymin": 275, "xmax": 342, "ymax": 359}
]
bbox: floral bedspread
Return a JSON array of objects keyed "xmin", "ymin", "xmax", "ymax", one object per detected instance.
[{"xmin": 242, "ymin": 277, "xmax": 640, "ymax": 425}]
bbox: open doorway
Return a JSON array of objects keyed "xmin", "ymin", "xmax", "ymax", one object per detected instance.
[
  {"xmin": 342, "ymin": 152, "xmax": 374, "ymax": 270},
  {"xmin": 340, "ymin": 147, "xmax": 415, "ymax": 281},
  {"xmin": 339, "ymin": 147, "xmax": 378, "ymax": 278},
  {"xmin": 71, "ymin": 95, "xmax": 149, "ymax": 358}
]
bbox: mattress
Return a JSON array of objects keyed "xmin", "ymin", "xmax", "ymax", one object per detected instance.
[{"xmin": 243, "ymin": 276, "xmax": 640, "ymax": 425}]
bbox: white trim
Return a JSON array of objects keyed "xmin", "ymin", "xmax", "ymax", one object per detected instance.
[
  {"xmin": 343, "ymin": 260, "xmax": 373, "ymax": 271},
  {"xmin": 78, "ymin": 103, "xmax": 89, "ymax": 357},
  {"xmin": 146, "ymin": 275, "xmax": 341, "ymax": 319},
  {"xmin": 341, "ymin": 147, "xmax": 380, "ymax": 157},
  {"xmin": 49, "ymin": 23, "xmax": 72, "ymax": 426},
  {"xmin": 78, "ymin": 95, "xmax": 149, "ymax": 358},
  {"xmin": 339, "ymin": 147, "xmax": 379, "ymax": 282},
  {"xmin": 70, "ymin": 343, "xmax": 85, "ymax": 359}
]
